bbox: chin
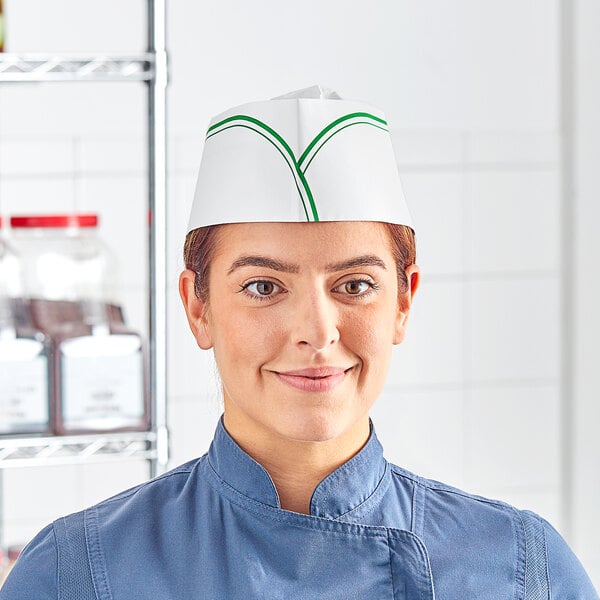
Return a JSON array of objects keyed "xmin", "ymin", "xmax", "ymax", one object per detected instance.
[{"xmin": 272, "ymin": 412, "xmax": 357, "ymax": 444}]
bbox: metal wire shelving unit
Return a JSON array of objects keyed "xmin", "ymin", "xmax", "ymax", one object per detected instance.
[
  {"xmin": 0, "ymin": 0, "xmax": 169, "ymax": 545},
  {"xmin": 0, "ymin": 54, "xmax": 155, "ymax": 81},
  {"xmin": 0, "ymin": 432, "xmax": 159, "ymax": 469}
]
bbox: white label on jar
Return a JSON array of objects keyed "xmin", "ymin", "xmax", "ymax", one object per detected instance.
[
  {"xmin": 60, "ymin": 335, "xmax": 145, "ymax": 429},
  {"xmin": 0, "ymin": 343, "xmax": 49, "ymax": 433}
]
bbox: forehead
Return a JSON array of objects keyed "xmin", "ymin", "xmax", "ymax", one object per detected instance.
[{"xmin": 212, "ymin": 221, "xmax": 393, "ymax": 265}]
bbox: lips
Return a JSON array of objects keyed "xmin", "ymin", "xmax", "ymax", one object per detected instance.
[{"xmin": 274, "ymin": 366, "xmax": 351, "ymax": 393}]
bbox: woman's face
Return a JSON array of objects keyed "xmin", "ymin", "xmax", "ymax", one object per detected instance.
[{"xmin": 180, "ymin": 221, "xmax": 419, "ymax": 444}]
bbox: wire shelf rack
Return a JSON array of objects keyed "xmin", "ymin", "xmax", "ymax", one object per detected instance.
[
  {"xmin": 0, "ymin": 53, "xmax": 155, "ymax": 82},
  {"xmin": 0, "ymin": 432, "xmax": 158, "ymax": 469}
]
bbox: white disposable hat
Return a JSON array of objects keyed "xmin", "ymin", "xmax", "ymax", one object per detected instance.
[{"xmin": 187, "ymin": 85, "xmax": 412, "ymax": 232}]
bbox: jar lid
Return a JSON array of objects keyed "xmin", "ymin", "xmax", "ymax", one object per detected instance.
[
  {"xmin": 10, "ymin": 214, "xmax": 98, "ymax": 228},
  {"xmin": 7, "ymin": 545, "xmax": 24, "ymax": 561}
]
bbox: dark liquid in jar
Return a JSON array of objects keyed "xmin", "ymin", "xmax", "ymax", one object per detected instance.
[{"xmin": 27, "ymin": 298, "xmax": 148, "ymax": 435}]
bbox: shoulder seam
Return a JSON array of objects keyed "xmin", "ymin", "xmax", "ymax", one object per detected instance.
[
  {"xmin": 390, "ymin": 465, "xmax": 511, "ymax": 510},
  {"xmin": 94, "ymin": 459, "xmax": 202, "ymax": 508}
]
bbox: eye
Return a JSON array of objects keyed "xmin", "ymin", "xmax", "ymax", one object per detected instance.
[
  {"xmin": 240, "ymin": 280, "xmax": 284, "ymax": 300},
  {"xmin": 334, "ymin": 279, "xmax": 377, "ymax": 297}
]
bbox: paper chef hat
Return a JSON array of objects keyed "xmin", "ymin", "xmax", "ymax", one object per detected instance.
[{"xmin": 187, "ymin": 85, "xmax": 413, "ymax": 232}]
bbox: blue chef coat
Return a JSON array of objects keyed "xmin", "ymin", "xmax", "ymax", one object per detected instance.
[{"xmin": 1, "ymin": 418, "xmax": 598, "ymax": 599}]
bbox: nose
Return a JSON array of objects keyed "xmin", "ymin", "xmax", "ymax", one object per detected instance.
[{"xmin": 292, "ymin": 289, "xmax": 340, "ymax": 351}]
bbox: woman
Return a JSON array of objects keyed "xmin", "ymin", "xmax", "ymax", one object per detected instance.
[{"xmin": 1, "ymin": 86, "xmax": 597, "ymax": 599}]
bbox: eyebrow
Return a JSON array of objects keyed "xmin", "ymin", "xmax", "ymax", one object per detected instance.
[
  {"xmin": 325, "ymin": 256, "xmax": 387, "ymax": 272},
  {"xmin": 228, "ymin": 254, "xmax": 387, "ymax": 275},
  {"xmin": 228, "ymin": 256, "xmax": 300, "ymax": 275}
]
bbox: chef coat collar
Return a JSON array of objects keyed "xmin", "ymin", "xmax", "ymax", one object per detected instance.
[{"xmin": 208, "ymin": 416, "xmax": 388, "ymax": 519}]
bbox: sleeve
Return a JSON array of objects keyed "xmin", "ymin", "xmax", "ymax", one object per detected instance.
[
  {"xmin": 542, "ymin": 517, "xmax": 599, "ymax": 599},
  {"xmin": 0, "ymin": 524, "xmax": 58, "ymax": 600}
]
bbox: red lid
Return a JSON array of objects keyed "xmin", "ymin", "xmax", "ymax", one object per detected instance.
[
  {"xmin": 7, "ymin": 545, "xmax": 24, "ymax": 561},
  {"xmin": 0, "ymin": 215, "xmax": 3, "ymax": 228},
  {"xmin": 10, "ymin": 214, "xmax": 98, "ymax": 228}
]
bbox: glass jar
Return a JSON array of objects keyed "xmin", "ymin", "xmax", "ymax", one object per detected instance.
[
  {"xmin": 0, "ymin": 216, "xmax": 51, "ymax": 435},
  {"xmin": 10, "ymin": 214, "xmax": 148, "ymax": 434}
]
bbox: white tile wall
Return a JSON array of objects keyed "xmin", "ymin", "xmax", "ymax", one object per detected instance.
[
  {"xmin": 165, "ymin": 0, "xmax": 558, "ymax": 132},
  {"xmin": 3, "ymin": 0, "xmax": 145, "ymax": 54},
  {"xmin": 466, "ymin": 131, "xmax": 560, "ymax": 165},
  {"xmin": 371, "ymin": 388, "xmax": 465, "ymax": 488},
  {"xmin": 170, "ymin": 136, "xmax": 204, "ymax": 177},
  {"xmin": 392, "ymin": 131, "xmax": 464, "ymax": 169},
  {"xmin": 466, "ymin": 277, "xmax": 560, "ymax": 383},
  {"xmin": 79, "ymin": 136, "xmax": 146, "ymax": 176},
  {"xmin": 0, "ymin": 176, "xmax": 76, "ymax": 215},
  {"xmin": 388, "ymin": 280, "xmax": 464, "ymax": 387},
  {"xmin": 167, "ymin": 396, "xmax": 222, "ymax": 468},
  {"xmin": 0, "ymin": 84, "xmax": 146, "ymax": 137},
  {"xmin": 399, "ymin": 171, "xmax": 464, "ymax": 277},
  {"xmin": 0, "ymin": 138, "xmax": 75, "ymax": 177},
  {"xmin": 463, "ymin": 385, "xmax": 560, "ymax": 490},
  {"xmin": 465, "ymin": 170, "xmax": 560, "ymax": 274},
  {"xmin": 2, "ymin": 0, "xmax": 598, "ymax": 590}
]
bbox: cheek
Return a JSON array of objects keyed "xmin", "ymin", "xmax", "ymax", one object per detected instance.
[
  {"xmin": 211, "ymin": 307, "xmax": 287, "ymax": 365},
  {"xmin": 339, "ymin": 308, "xmax": 395, "ymax": 359}
]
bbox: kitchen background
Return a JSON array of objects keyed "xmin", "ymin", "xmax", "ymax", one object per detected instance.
[{"xmin": 0, "ymin": 0, "xmax": 598, "ymax": 588}]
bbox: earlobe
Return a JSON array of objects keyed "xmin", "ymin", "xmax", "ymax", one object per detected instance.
[
  {"xmin": 393, "ymin": 265, "xmax": 420, "ymax": 345},
  {"xmin": 179, "ymin": 269, "xmax": 214, "ymax": 350}
]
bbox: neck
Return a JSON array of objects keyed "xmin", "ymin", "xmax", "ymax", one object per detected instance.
[{"xmin": 222, "ymin": 410, "xmax": 370, "ymax": 514}]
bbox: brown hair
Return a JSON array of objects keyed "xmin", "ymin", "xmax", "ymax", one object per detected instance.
[
  {"xmin": 183, "ymin": 223, "xmax": 416, "ymax": 301},
  {"xmin": 183, "ymin": 224, "xmax": 223, "ymax": 302}
]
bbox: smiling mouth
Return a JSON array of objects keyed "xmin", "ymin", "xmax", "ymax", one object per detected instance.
[{"xmin": 274, "ymin": 367, "xmax": 353, "ymax": 392}]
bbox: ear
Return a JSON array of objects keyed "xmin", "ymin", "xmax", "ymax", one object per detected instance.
[
  {"xmin": 393, "ymin": 264, "xmax": 420, "ymax": 345},
  {"xmin": 179, "ymin": 269, "xmax": 214, "ymax": 350}
]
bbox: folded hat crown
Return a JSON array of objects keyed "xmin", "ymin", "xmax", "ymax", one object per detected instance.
[{"xmin": 188, "ymin": 87, "xmax": 413, "ymax": 232}]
